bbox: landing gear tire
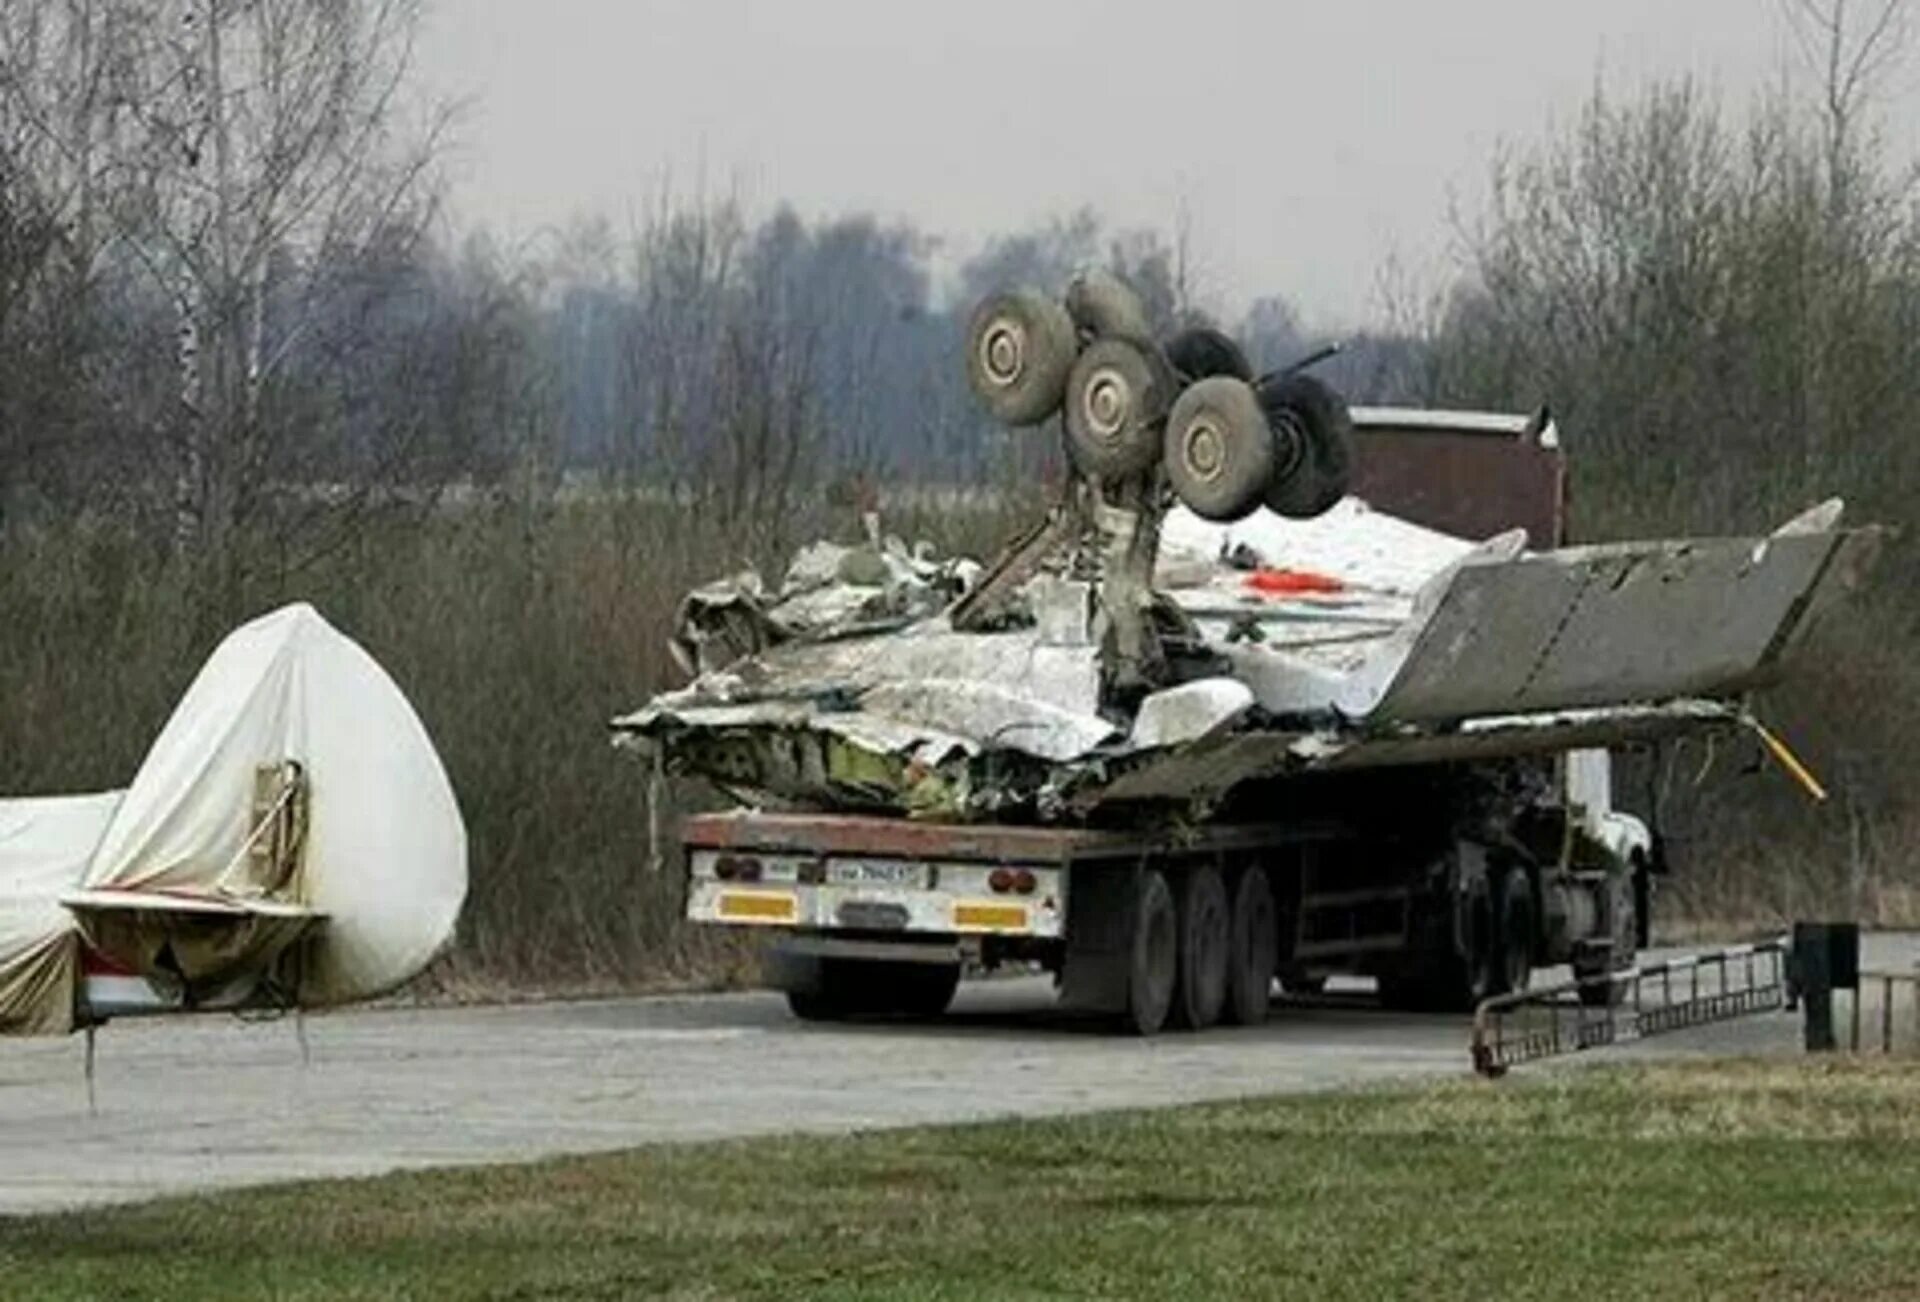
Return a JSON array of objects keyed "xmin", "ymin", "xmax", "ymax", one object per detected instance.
[
  {"xmin": 1063, "ymin": 337, "xmax": 1173, "ymax": 480},
  {"xmin": 965, "ymin": 288, "xmax": 1079, "ymax": 426},
  {"xmin": 1165, "ymin": 325, "xmax": 1254, "ymax": 382},
  {"xmin": 1169, "ymin": 864, "xmax": 1232, "ymax": 1030},
  {"xmin": 1224, "ymin": 867, "xmax": 1278, "ymax": 1026},
  {"xmin": 1124, "ymin": 868, "xmax": 1179, "ymax": 1035},
  {"xmin": 1164, "ymin": 376, "xmax": 1274, "ymax": 521},
  {"xmin": 1065, "ymin": 267, "xmax": 1153, "ymax": 342},
  {"xmin": 1260, "ymin": 373, "xmax": 1354, "ymax": 520}
]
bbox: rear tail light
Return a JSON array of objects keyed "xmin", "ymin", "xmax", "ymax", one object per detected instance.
[
  {"xmin": 1012, "ymin": 869, "xmax": 1037, "ymax": 894},
  {"xmin": 714, "ymin": 855, "xmax": 762, "ymax": 882},
  {"xmin": 988, "ymin": 867, "xmax": 1014, "ymax": 893}
]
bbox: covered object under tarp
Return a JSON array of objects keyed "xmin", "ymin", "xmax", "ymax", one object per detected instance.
[
  {"xmin": 0, "ymin": 603, "xmax": 467, "ymax": 1036},
  {"xmin": 0, "ymin": 793, "xmax": 122, "ymax": 1035}
]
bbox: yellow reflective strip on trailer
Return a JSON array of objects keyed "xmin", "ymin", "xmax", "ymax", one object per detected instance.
[
  {"xmin": 952, "ymin": 902, "xmax": 1029, "ymax": 931},
  {"xmin": 716, "ymin": 891, "xmax": 797, "ymax": 922}
]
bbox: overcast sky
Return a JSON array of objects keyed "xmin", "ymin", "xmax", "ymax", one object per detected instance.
[{"xmin": 417, "ymin": 1, "xmax": 1920, "ymax": 328}]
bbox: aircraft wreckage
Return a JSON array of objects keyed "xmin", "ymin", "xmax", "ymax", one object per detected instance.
[{"xmin": 614, "ymin": 274, "xmax": 1878, "ymax": 827}]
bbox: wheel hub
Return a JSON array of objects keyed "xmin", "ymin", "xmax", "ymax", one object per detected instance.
[
  {"xmin": 979, "ymin": 319, "xmax": 1026, "ymax": 388},
  {"xmin": 1183, "ymin": 417, "xmax": 1226, "ymax": 480},
  {"xmin": 1268, "ymin": 406, "xmax": 1307, "ymax": 478},
  {"xmin": 1084, "ymin": 367, "xmax": 1132, "ymax": 441}
]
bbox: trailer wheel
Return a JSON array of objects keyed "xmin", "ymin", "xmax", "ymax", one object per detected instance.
[
  {"xmin": 1169, "ymin": 864, "xmax": 1231, "ymax": 1030},
  {"xmin": 965, "ymin": 288, "xmax": 1078, "ymax": 426},
  {"xmin": 1260, "ymin": 373, "xmax": 1354, "ymax": 520},
  {"xmin": 1063, "ymin": 337, "xmax": 1171, "ymax": 480},
  {"xmin": 781, "ymin": 955, "xmax": 857, "ymax": 1022},
  {"xmin": 1224, "ymin": 867, "xmax": 1278, "ymax": 1026},
  {"xmin": 1496, "ymin": 871, "xmax": 1535, "ymax": 997},
  {"xmin": 1124, "ymin": 868, "xmax": 1179, "ymax": 1035},
  {"xmin": 1165, "ymin": 325, "xmax": 1253, "ymax": 382},
  {"xmin": 781, "ymin": 957, "xmax": 958, "ymax": 1021},
  {"xmin": 1065, "ymin": 267, "xmax": 1153, "ymax": 343},
  {"xmin": 891, "ymin": 962, "xmax": 962, "ymax": 1018},
  {"xmin": 1164, "ymin": 377, "xmax": 1274, "ymax": 521}
]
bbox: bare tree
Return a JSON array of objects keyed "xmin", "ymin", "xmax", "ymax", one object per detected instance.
[
  {"xmin": 1, "ymin": 0, "xmax": 453, "ymax": 601},
  {"xmin": 1786, "ymin": 0, "xmax": 1912, "ymax": 204}
]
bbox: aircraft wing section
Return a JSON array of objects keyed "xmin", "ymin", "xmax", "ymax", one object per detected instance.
[{"xmin": 1340, "ymin": 522, "xmax": 1875, "ymax": 726}]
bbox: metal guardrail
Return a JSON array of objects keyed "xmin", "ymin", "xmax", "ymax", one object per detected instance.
[
  {"xmin": 1471, "ymin": 941, "xmax": 1789, "ymax": 1077},
  {"xmin": 1844, "ymin": 970, "xmax": 1920, "ymax": 1055}
]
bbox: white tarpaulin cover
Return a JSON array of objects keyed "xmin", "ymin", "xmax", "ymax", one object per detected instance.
[
  {"xmin": 0, "ymin": 792, "xmax": 122, "ymax": 1034},
  {"xmin": 0, "ymin": 603, "xmax": 467, "ymax": 1034}
]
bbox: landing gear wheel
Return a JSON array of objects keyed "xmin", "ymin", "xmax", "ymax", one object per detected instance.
[
  {"xmin": 1259, "ymin": 373, "xmax": 1354, "ymax": 519},
  {"xmin": 1224, "ymin": 867, "xmax": 1278, "ymax": 1026},
  {"xmin": 1169, "ymin": 864, "xmax": 1231, "ymax": 1030},
  {"xmin": 964, "ymin": 288, "xmax": 1078, "ymax": 426},
  {"xmin": 1124, "ymin": 868, "xmax": 1179, "ymax": 1035},
  {"xmin": 1064, "ymin": 267, "xmax": 1152, "ymax": 342},
  {"xmin": 1165, "ymin": 326, "xmax": 1253, "ymax": 382},
  {"xmin": 1164, "ymin": 376, "xmax": 1274, "ymax": 521},
  {"xmin": 1495, "ymin": 871, "xmax": 1535, "ymax": 997},
  {"xmin": 1063, "ymin": 337, "xmax": 1172, "ymax": 480}
]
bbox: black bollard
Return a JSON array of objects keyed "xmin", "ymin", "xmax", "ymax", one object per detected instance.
[{"xmin": 1793, "ymin": 921, "xmax": 1860, "ymax": 1053}]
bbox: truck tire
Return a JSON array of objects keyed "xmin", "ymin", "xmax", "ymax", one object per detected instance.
[
  {"xmin": 1260, "ymin": 373, "xmax": 1354, "ymax": 519},
  {"xmin": 782, "ymin": 954, "xmax": 858, "ymax": 1021},
  {"xmin": 1224, "ymin": 867, "xmax": 1278, "ymax": 1026},
  {"xmin": 1496, "ymin": 871, "xmax": 1535, "ymax": 997},
  {"xmin": 1169, "ymin": 864, "xmax": 1231, "ymax": 1030},
  {"xmin": 1577, "ymin": 869, "xmax": 1639, "ymax": 1008},
  {"xmin": 783, "ymin": 958, "xmax": 959, "ymax": 1021},
  {"xmin": 1124, "ymin": 868, "xmax": 1179, "ymax": 1035},
  {"xmin": 1378, "ymin": 877, "xmax": 1498, "ymax": 1013},
  {"xmin": 1065, "ymin": 268, "xmax": 1152, "ymax": 342},
  {"xmin": 891, "ymin": 962, "xmax": 962, "ymax": 1018},
  {"xmin": 1063, "ymin": 337, "xmax": 1171, "ymax": 480},
  {"xmin": 1164, "ymin": 377, "xmax": 1274, "ymax": 521},
  {"xmin": 1165, "ymin": 325, "xmax": 1253, "ymax": 382},
  {"xmin": 965, "ymin": 288, "xmax": 1078, "ymax": 426}
]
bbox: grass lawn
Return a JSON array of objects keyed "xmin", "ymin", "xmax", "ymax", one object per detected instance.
[{"xmin": 4, "ymin": 1059, "xmax": 1919, "ymax": 1300}]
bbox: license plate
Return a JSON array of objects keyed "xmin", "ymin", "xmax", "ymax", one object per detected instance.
[{"xmin": 826, "ymin": 859, "xmax": 927, "ymax": 889}]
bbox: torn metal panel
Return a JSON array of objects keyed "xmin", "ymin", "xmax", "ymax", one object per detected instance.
[
  {"xmin": 1079, "ymin": 699, "xmax": 1743, "ymax": 808},
  {"xmin": 1344, "ymin": 530, "xmax": 1854, "ymax": 722},
  {"xmin": 1129, "ymin": 678, "xmax": 1255, "ymax": 750}
]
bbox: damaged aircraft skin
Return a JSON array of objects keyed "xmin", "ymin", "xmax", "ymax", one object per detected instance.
[{"xmin": 612, "ymin": 427, "xmax": 1878, "ymax": 825}]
